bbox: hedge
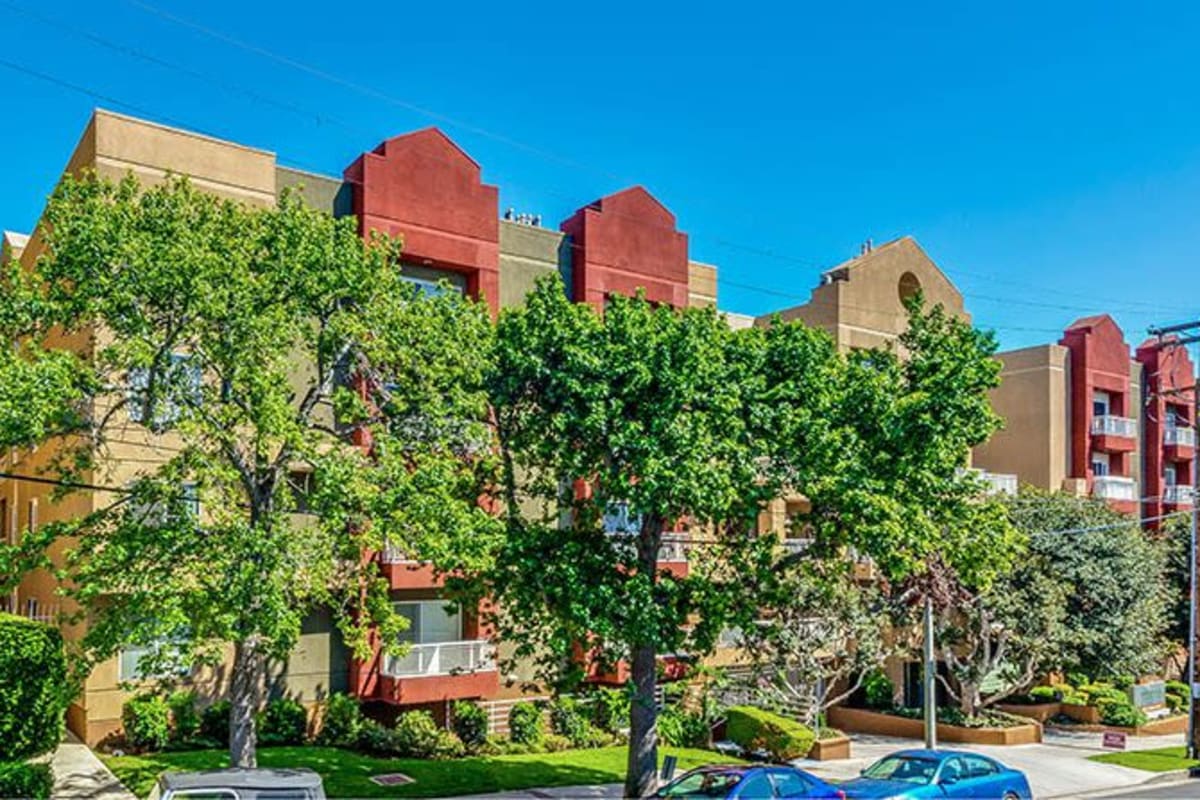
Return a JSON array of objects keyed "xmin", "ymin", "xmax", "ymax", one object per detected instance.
[
  {"xmin": 725, "ymin": 706, "xmax": 815, "ymax": 760},
  {"xmin": 0, "ymin": 761, "xmax": 53, "ymax": 800},
  {"xmin": 0, "ymin": 613, "xmax": 69, "ymax": 761},
  {"xmin": 122, "ymin": 695, "xmax": 171, "ymax": 751}
]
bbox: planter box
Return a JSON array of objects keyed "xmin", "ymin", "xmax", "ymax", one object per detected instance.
[
  {"xmin": 1049, "ymin": 715, "xmax": 1187, "ymax": 737},
  {"xmin": 826, "ymin": 706, "xmax": 1042, "ymax": 746},
  {"xmin": 808, "ymin": 736, "xmax": 851, "ymax": 761},
  {"xmin": 997, "ymin": 702, "xmax": 1061, "ymax": 723},
  {"xmin": 1061, "ymin": 703, "xmax": 1102, "ymax": 724}
]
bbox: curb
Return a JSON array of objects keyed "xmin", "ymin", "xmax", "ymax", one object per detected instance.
[{"xmin": 1057, "ymin": 769, "xmax": 1195, "ymax": 798}]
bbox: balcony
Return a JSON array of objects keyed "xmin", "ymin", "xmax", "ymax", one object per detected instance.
[
  {"xmin": 382, "ymin": 639, "xmax": 496, "ymax": 678},
  {"xmin": 1091, "ymin": 415, "xmax": 1138, "ymax": 452},
  {"xmin": 1092, "ymin": 476, "xmax": 1137, "ymax": 513},
  {"xmin": 1164, "ymin": 485, "xmax": 1194, "ymax": 507},
  {"xmin": 379, "ymin": 540, "xmax": 442, "ymax": 590},
  {"xmin": 1165, "ymin": 426, "xmax": 1197, "ymax": 461}
]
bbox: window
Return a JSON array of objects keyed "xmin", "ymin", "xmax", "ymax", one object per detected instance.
[
  {"xmin": 769, "ymin": 770, "xmax": 812, "ymax": 798},
  {"xmin": 940, "ymin": 757, "xmax": 968, "ymax": 784},
  {"xmin": 393, "ymin": 601, "xmax": 462, "ymax": 645},
  {"xmin": 658, "ymin": 770, "xmax": 742, "ymax": 797},
  {"xmin": 1093, "ymin": 390, "xmax": 1111, "ymax": 418},
  {"xmin": 400, "ymin": 264, "xmax": 466, "ymax": 298},
  {"xmin": 1091, "ymin": 452, "xmax": 1110, "ymax": 477},
  {"xmin": 128, "ymin": 353, "xmax": 202, "ymax": 427},
  {"xmin": 118, "ymin": 635, "xmax": 190, "ymax": 681},
  {"xmin": 1166, "ymin": 465, "xmax": 1178, "ymax": 487},
  {"xmin": 26, "ymin": 498, "xmax": 36, "ymax": 537},
  {"xmin": 862, "ymin": 755, "xmax": 938, "ymax": 785},
  {"xmin": 603, "ymin": 501, "xmax": 642, "ymax": 534},
  {"xmin": 898, "ymin": 271, "xmax": 921, "ymax": 304},
  {"xmin": 963, "ymin": 755, "xmax": 998, "ymax": 778},
  {"xmin": 736, "ymin": 773, "xmax": 775, "ymax": 799}
]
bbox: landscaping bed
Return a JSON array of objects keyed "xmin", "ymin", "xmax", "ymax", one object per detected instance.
[
  {"xmin": 102, "ymin": 745, "xmax": 741, "ymax": 799},
  {"xmin": 827, "ymin": 706, "xmax": 1041, "ymax": 746}
]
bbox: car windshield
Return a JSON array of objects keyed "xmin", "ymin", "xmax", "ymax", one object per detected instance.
[
  {"xmin": 861, "ymin": 755, "xmax": 940, "ymax": 785},
  {"xmin": 658, "ymin": 769, "xmax": 745, "ymax": 797}
]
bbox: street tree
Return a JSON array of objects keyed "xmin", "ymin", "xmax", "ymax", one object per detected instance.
[
  {"xmin": 4, "ymin": 172, "xmax": 498, "ymax": 767},
  {"xmin": 484, "ymin": 280, "xmax": 829, "ymax": 797}
]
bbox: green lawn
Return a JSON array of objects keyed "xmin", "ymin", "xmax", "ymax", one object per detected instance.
[
  {"xmin": 102, "ymin": 745, "xmax": 741, "ymax": 799},
  {"xmin": 1089, "ymin": 746, "xmax": 1200, "ymax": 772}
]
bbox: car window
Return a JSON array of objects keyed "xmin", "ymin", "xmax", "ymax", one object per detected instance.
[
  {"xmin": 862, "ymin": 756, "xmax": 938, "ymax": 785},
  {"xmin": 737, "ymin": 772, "xmax": 775, "ymax": 799},
  {"xmin": 963, "ymin": 755, "xmax": 999, "ymax": 778},
  {"xmin": 769, "ymin": 770, "xmax": 811, "ymax": 798},
  {"xmin": 659, "ymin": 770, "xmax": 744, "ymax": 797},
  {"xmin": 167, "ymin": 792, "xmax": 239, "ymax": 800},
  {"xmin": 254, "ymin": 792, "xmax": 313, "ymax": 800},
  {"xmin": 940, "ymin": 757, "xmax": 968, "ymax": 784}
]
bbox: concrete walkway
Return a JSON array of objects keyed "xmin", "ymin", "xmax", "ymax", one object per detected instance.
[{"xmin": 49, "ymin": 732, "xmax": 136, "ymax": 800}]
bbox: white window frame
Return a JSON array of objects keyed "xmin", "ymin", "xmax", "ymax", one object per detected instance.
[
  {"xmin": 392, "ymin": 600, "xmax": 463, "ymax": 645},
  {"xmin": 118, "ymin": 634, "xmax": 191, "ymax": 682},
  {"xmin": 128, "ymin": 353, "xmax": 202, "ymax": 426}
]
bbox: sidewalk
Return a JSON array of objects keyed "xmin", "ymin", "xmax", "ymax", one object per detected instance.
[{"xmin": 48, "ymin": 732, "xmax": 136, "ymax": 800}]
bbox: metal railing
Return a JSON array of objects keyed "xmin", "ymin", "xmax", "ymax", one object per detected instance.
[
  {"xmin": 380, "ymin": 539, "xmax": 418, "ymax": 564},
  {"xmin": 781, "ymin": 538, "xmax": 813, "ymax": 555},
  {"xmin": 1093, "ymin": 475, "xmax": 1137, "ymax": 501},
  {"xmin": 657, "ymin": 534, "xmax": 690, "ymax": 563},
  {"xmin": 381, "ymin": 639, "xmax": 496, "ymax": 678},
  {"xmin": 1092, "ymin": 415, "xmax": 1138, "ymax": 438},
  {"xmin": 1165, "ymin": 427, "xmax": 1197, "ymax": 447},
  {"xmin": 1165, "ymin": 485, "xmax": 1195, "ymax": 505}
]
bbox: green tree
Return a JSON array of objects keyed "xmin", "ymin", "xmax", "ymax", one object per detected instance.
[
  {"xmin": 1007, "ymin": 489, "xmax": 1171, "ymax": 678},
  {"xmin": 745, "ymin": 558, "xmax": 890, "ymax": 727},
  {"xmin": 484, "ymin": 281, "xmax": 798, "ymax": 797},
  {"xmin": 3, "ymin": 172, "xmax": 498, "ymax": 767}
]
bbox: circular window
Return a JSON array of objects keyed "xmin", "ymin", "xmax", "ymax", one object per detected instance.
[{"xmin": 898, "ymin": 271, "xmax": 921, "ymax": 304}]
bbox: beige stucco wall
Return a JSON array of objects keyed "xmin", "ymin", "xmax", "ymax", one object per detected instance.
[
  {"xmin": 498, "ymin": 221, "xmax": 567, "ymax": 308},
  {"xmin": 688, "ymin": 261, "xmax": 717, "ymax": 308},
  {"xmin": 972, "ymin": 344, "xmax": 1070, "ymax": 491},
  {"xmin": 761, "ymin": 237, "xmax": 966, "ymax": 352}
]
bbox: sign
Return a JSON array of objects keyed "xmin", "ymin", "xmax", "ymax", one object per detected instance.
[
  {"xmin": 1102, "ymin": 731, "xmax": 1127, "ymax": 750},
  {"xmin": 1129, "ymin": 681, "xmax": 1166, "ymax": 708},
  {"xmin": 660, "ymin": 755, "xmax": 678, "ymax": 781}
]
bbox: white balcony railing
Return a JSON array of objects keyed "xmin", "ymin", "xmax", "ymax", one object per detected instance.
[
  {"xmin": 1165, "ymin": 427, "xmax": 1197, "ymax": 448},
  {"xmin": 1093, "ymin": 475, "xmax": 1137, "ymax": 501},
  {"xmin": 781, "ymin": 538, "xmax": 813, "ymax": 555},
  {"xmin": 1165, "ymin": 485, "xmax": 1194, "ymax": 505},
  {"xmin": 657, "ymin": 534, "xmax": 690, "ymax": 563},
  {"xmin": 981, "ymin": 471, "xmax": 1018, "ymax": 496},
  {"xmin": 381, "ymin": 639, "xmax": 496, "ymax": 678},
  {"xmin": 381, "ymin": 541, "xmax": 417, "ymax": 564},
  {"xmin": 1092, "ymin": 415, "xmax": 1138, "ymax": 438}
]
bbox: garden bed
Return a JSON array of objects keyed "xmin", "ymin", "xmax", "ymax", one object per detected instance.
[
  {"xmin": 996, "ymin": 701, "xmax": 1061, "ymax": 723},
  {"xmin": 1046, "ymin": 713, "xmax": 1187, "ymax": 737},
  {"xmin": 826, "ymin": 707, "xmax": 1042, "ymax": 746},
  {"xmin": 807, "ymin": 735, "xmax": 851, "ymax": 761}
]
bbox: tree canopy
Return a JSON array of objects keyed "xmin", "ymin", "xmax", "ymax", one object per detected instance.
[{"xmin": 1, "ymin": 172, "xmax": 498, "ymax": 766}]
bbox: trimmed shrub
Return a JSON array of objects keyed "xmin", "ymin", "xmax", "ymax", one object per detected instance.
[
  {"xmin": 863, "ymin": 670, "xmax": 894, "ymax": 710},
  {"xmin": 657, "ymin": 704, "xmax": 709, "ymax": 748},
  {"xmin": 394, "ymin": 710, "xmax": 446, "ymax": 759},
  {"xmin": 589, "ymin": 687, "xmax": 629, "ymax": 734},
  {"xmin": 543, "ymin": 732, "xmax": 572, "ymax": 752},
  {"xmin": 1113, "ymin": 675, "xmax": 1135, "ymax": 690},
  {"xmin": 1029, "ymin": 686, "xmax": 1058, "ymax": 703},
  {"xmin": 122, "ymin": 694, "xmax": 171, "ymax": 751},
  {"xmin": 1098, "ymin": 700, "xmax": 1147, "ymax": 728},
  {"xmin": 549, "ymin": 697, "xmax": 591, "ymax": 747},
  {"xmin": 0, "ymin": 761, "xmax": 53, "ymax": 800},
  {"xmin": 1066, "ymin": 672, "xmax": 1090, "ymax": 689},
  {"xmin": 167, "ymin": 691, "xmax": 200, "ymax": 742},
  {"xmin": 199, "ymin": 700, "xmax": 231, "ymax": 746},
  {"xmin": 1167, "ymin": 693, "xmax": 1185, "ymax": 714},
  {"xmin": 1167, "ymin": 680, "xmax": 1189, "ymax": 698},
  {"xmin": 725, "ymin": 706, "xmax": 815, "ymax": 761},
  {"xmin": 316, "ymin": 693, "xmax": 361, "ymax": 747},
  {"xmin": 452, "ymin": 701, "xmax": 488, "ymax": 751},
  {"xmin": 509, "ymin": 701, "xmax": 543, "ymax": 746},
  {"xmin": 356, "ymin": 718, "xmax": 396, "ymax": 755},
  {"xmin": 258, "ymin": 698, "xmax": 307, "ymax": 746},
  {"xmin": 0, "ymin": 613, "xmax": 69, "ymax": 761}
]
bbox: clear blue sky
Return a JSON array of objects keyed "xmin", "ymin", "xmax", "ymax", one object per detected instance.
[{"xmin": 1, "ymin": 0, "xmax": 1197, "ymax": 350}]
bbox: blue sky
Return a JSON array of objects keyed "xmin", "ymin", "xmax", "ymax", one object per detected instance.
[{"xmin": 1, "ymin": 0, "xmax": 1197, "ymax": 350}]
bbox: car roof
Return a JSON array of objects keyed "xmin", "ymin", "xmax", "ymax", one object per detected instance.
[
  {"xmin": 159, "ymin": 769, "xmax": 323, "ymax": 791},
  {"xmin": 889, "ymin": 749, "xmax": 998, "ymax": 763}
]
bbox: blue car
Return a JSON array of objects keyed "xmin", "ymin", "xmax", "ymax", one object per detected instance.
[
  {"xmin": 655, "ymin": 765, "xmax": 846, "ymax": 799},
  {"xmin": 841, "ymin": 749, "xmax": 1032, "ymax": 800}
]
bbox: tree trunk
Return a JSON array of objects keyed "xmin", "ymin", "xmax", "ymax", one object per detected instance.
[
  {"xmin": 625, "ymin": 643, "xmax": 659, "ymax": 798},
  {"xmin": 959, "ymin": 680, "xmax": 980, "ymax": 717},
  {"xmin": 229, "ymin": 637, "xmax": 264, "ymax": 768}
]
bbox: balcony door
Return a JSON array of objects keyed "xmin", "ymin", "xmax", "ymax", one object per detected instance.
[
  {"xmin": 1093, "ymin": 390, "xmax": 1111, "ymax": 418},
  {"xmin": 395, "ymin": 600, "xmax": 462, "ymax": 645},
  {"xmin": 1091, "ymin": 452, "xmax": 1110, "ymax": 477},
  {"xmin": 1165, "ymin": 464, "xmax": 1178, "ymax": 487}
]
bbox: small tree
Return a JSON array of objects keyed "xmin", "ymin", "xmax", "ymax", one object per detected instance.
[
  {"xmin": 5, "ymin": 173, "xmax": 497, "ymax": 767},
  {"xmin": 746, "ymin": 558, "xmax": 888, "ymax": 727}
]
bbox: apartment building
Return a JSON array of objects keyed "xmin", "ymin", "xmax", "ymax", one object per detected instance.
[
  {"xmin": 1, "ymin": 109, "xmax": 728, "ymax": 744},
  {"xmin": 972, "ymin": 313, "xmax": 1195, "ymax": 522}
]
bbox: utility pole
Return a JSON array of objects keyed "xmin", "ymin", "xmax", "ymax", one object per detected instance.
[
  {"xmin": 1149, "ymin": 322, "xmax": 1200, "ymax": 760},
  {"xmin": 923, "ymin": 595, "xmax": 937, "ymax": 750}
]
